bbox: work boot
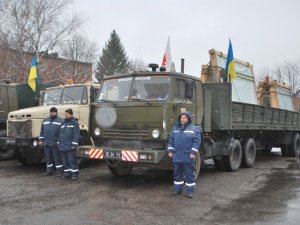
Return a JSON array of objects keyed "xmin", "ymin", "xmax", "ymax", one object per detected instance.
[
  {"xmin": 187, "ymin": 192, "xmax": 194, "ymax": 198},
  {"xmin": 44, "ymin": 171, "xmax": 53, "ymax": 176},
  {"xmin": 71, "ymin": 176, "xmax": 78, "ymax": 181}
]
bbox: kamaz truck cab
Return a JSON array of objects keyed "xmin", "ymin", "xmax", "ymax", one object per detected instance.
[
  {"xmin": 6, "ymin": 83, "xmax": 99, "ymax": 165},
  {"xmin": 77, "ymin": 66, "xmax": 203, "ymax": 176}
]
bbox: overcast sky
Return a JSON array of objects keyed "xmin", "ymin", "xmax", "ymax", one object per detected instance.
[{"xmin": 72, "ymin": 0, "xmax": 300, "ymax": 77}]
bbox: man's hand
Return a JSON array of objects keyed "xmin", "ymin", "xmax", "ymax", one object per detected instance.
[
  {"xmin": 168, "ymin": 152, "xmax": 173, "ymax": 158},
  {"xmin": 38, "ymin": 141, "xmax": 43, "ymax": 146},
  {"xmin": 190, "ymin": 154, "xmax": 196, "ymax": 159}
]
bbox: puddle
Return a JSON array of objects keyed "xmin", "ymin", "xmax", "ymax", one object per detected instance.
[{"xmin": 205, "ymin": 158, "xmax": 300, "ymax": 225}]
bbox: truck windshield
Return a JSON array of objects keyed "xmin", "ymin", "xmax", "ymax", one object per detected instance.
[
  {"xmin": 98, "ymin": 76, "xmax": 170, "ymax": 102},
  {"xmin": 61, "ymin": 86, "xmax": 86, "ymax": 104},
  {"xmin": 43, "ymin": 89, "xmax": 62, "ymax": 105},
  {"xmin": 43, "ymin": 86, "xmax": 87, "ymax": 105},
  {"xmin": 130, "ymin": 76, "xmax": 170, "ymax": 101},
  {"xmin": 98, "ymin": 77, "xmax": 133, "ymax": 102}
]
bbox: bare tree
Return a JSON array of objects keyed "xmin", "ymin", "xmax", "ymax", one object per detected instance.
[
  {"xmin": 281, "ymin": 60, "xmax": 300, "ymax": 93},
  {"xmin": 255, "ymin": 67, "xmax": 271, "ymax": 82},
  {"xmin": 272, "ymin": 65, "xmax": 283, "ymax": 83},
  {"xmin": 60, "ymin": 33, "xmax": 98, "ymax": 83},
  {"xmin": 128, "ymin": 58, "xmax": 147, "ymax": 72},
  {"xmin": 0, "ymin": 0, "xmax": 83, "ymax": 82}
]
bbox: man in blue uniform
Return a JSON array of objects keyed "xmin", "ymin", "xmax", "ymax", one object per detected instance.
[
  {"xmin": 58, "ymin": 108, "xmax": 80, "ymax": 181},
  {"xmin": 168, "ymin": 112, "xmax": 201, "ymax": 198},
  {"xmin": 39, "ymin": 107, "xmax": 63, "ymax": 176}
]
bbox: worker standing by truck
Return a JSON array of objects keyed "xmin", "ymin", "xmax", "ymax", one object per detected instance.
[
  {"xmin": 39, "ymin": 107, "xmax": 64, "ymax": 176},
  {"xmin": 58, "ymin": 108, "xmax": 80, "ymax": 181},
  {"xmin": 168, "ymin": 112, "xmax": 201, "ymax": 198}
]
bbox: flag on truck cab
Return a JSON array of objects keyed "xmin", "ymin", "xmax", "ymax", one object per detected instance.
[
  {"xmin": 27, "ymin": 53, "xmax": 39, "ymax": 92},
  {"xmin": 162, "ymin": 37, "xmax": 176, "ymax": 72},
  {"xmin": 225, "ymin": 39, "xmax": 236, "ymax": 82}
]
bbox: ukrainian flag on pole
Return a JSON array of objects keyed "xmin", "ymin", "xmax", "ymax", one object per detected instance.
[
  {"xmin": 225, "ymin": 39, "xmax": 236, "ymax": 82},
  {"xmin": 27, "ymin": 53, "xmax": 38, "ymax": 92}
]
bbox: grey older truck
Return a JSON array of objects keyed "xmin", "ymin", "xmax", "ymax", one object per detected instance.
[
  {"xmin": 77, "ymin": 66, "xmax": 300, "ymax": 177},
  {"xmin": 0, "ymin": 83, "xmax": 48, "ymax": 160},
  {"xmin": 5, "ymin": 83, "xmax": 99, "ymax": 165}
]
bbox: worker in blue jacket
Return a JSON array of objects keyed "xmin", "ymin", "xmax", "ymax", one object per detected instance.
[
  {"xmin": 168, "ymin": 111, "xmax": 201, "ymax": 198},
  {"xmin": 39, "ymin": 107, "xmax": 63, "ymax": 176},
  {"xmin": 58, "ymin": 108, "xmax": 80, "ymax": 181}
]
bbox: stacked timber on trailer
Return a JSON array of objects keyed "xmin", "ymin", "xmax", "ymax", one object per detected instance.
[{"xmin": 201, "ymin": 49, "xmax": 257, "ymax": 105}]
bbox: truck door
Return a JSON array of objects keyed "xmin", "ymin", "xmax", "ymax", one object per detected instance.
[{"xmin": 172, "ymin": 78, "xmax": 196, "ymax": 120}]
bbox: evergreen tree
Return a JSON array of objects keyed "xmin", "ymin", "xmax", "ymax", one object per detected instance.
[{"xmin": 95, "ymin": 30, "xmax": 129, "ymax": 81}]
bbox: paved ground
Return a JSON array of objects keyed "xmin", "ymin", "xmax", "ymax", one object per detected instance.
[{"xmin": 0, "ymin": 150, "xmax": 299, "ymax": 225}]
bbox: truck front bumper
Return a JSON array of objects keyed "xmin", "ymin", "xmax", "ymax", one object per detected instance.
[
  {"xmin": 77, "ymin": 145, "xmax": 167, "ymax": 164},
  {"xmin": 0, "ymin": 137, "xmax": 39, "ymax": 148}
]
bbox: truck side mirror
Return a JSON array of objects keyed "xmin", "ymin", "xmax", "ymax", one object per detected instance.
[{"xmin": 185, "ymin": 80, "xmax": 193, "ymax": 99}]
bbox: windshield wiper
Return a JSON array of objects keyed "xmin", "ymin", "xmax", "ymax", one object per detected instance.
[
  {"xmin": 129, "ymin": 97, "xmax": 152, "ymax": 105},
  {"xmin": 65, "ymin": 94, "xmax": 76, "ymax": 102},
  {"xmin": 98, "ymin": 99, "xmax": 116, "ymax": 106}
]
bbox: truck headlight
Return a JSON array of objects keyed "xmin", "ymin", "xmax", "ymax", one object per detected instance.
[
  {"xmin": 94, "ymin": 128, "xmax": 101, "ymax": 136},
  {"xmin": 152, "ymin": 129, "xmax": 160, "ymax": 139}
]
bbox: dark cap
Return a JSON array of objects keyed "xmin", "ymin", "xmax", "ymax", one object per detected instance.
[
  {"xmin": 50, "ymin": 107, "xmax": 58, "ymax": 113},
  {"xmin": 65, "ymin": 108, "xmax": 73, "ymax": 115}
]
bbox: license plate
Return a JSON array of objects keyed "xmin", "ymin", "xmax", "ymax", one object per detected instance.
[
  {"xmin": 104, "ymin": 151, "xmax": 121, "ymax": 158},
  {"xmin": 6, "ymin": 139, "xmax": 16, "ymax": 145}
]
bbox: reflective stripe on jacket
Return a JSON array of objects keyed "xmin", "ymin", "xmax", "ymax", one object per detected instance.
[
  {"xmin": 168, "ymin": 112, "xmax": 201, "ymax": 163},
  {"xmin": 58, "ymin": 117, "xmax": 80, "ymax": 151},
  {"xmin": 39, "ymin": 116, "xmax": 63, "ymax": 146}
]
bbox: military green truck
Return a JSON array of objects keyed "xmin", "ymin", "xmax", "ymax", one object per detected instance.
[
  {"xmin": 76, "ymin": 65, "xmax": 300, "ymax": 178},
  {"xmin": 0, "ymin": 83, "xmax": 48, "ymax": 160},
  {"xmin": 5, "ymin": 83, "xmax": 99, "ymax": 165}
]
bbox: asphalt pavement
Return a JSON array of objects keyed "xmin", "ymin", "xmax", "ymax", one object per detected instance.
[{"xmin": 0, "ymin": 150, "xmax": 299, "ymax": 225}]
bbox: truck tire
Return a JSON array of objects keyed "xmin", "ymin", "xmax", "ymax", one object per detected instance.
[
  {"xmin": 107, "ymin": 160, "xmax": 133, "ymax": 176},
  {"xmin": 241, "ymin": 138, "xmax": 256, "ymax": 168},
  {"xmin": 0, "ymin": 146, "xmax": 15, "ymax": 160},
  {"xmin": 77, "ymin": 135, "xmax": 88, "ymax": 168},
  {"xmin": 223, "ymin": 139, "xmax": 242, "ymax": 172},
  {"xmin": 194, "ymin": 151, "xmax": 201, "ymax": 180},
  {"xmin": 289, "ymin": 133, "xmax": 300, "ymax": 157}
]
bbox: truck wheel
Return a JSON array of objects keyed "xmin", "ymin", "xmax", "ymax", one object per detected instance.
[
  {"xmin": 0, "ymin": 146, "xmax": 15, "ymax": 160},
  {"xmin": 241, "ymin": 138, "xmax": 256, "ymax": 168},
  {"xmin": 194, "ymin": 151, "xmax": 201, "ymax": 179},
  {"xmin": 280, "ymin": 144, "xmax": 289, "ymax": 157},
  {"xmin": 224, "ymin": 139, "xmax": 242, "ymax": 172},
  {"xmin": 289, "ymin": 133, "xmax": 300, "ymax": 157},
  {"xmin": 107, "ymin": 160, "xmax": 133, "ymax": 176},
  {"xmin": 77, "ymin": 135, "xmax": 88, "ymax": 168},
  {"xmin": 15, "ymin": 147, "xmax": 30, "ymax": 165}
]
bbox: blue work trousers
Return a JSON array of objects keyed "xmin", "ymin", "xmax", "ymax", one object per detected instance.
[
  {"xmin": 44, "ymin": 146, "xmax": 63, "ymax": 173},
  {"xmin": 61, "ymin": 150, "xmax": 79, "ymax": 177},
  {"xmin": 173, "ymin": 162, "xmax": 196, "ymax": 194}
]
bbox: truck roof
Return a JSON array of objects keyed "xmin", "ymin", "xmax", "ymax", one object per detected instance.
[
  {"xmin": 102, "ymin": 71, "xmax": 201, "ymax": 81},
  {"xmin": 45, "ymin": 83, "xmax": 99, "ymax": 91}
]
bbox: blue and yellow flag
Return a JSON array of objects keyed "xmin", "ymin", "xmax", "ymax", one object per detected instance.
[
  {"xmin": 225, "ymin": 39, "xmax": 236, "ymax": 82},
  {"xmin": 27, "ymin": 53, "xmax": 38, "ymax": 92}
]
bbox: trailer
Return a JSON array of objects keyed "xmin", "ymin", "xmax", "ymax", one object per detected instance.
[{"xmin": 76, "ymin": 66, "xmax": 300, "ymax": 178}]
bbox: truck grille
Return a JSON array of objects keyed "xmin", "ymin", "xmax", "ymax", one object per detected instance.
[
  {"xmin": 8, "ymin": 120, "xmax": 32, "ymax": 138},
  {"xmin": 102, "ymin": 128, "xmax": 148, "ymax": 139}
]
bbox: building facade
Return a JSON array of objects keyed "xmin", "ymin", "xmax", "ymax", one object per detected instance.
[{"xmin": 0, "ymin": 47, "xmax": 92, "ymax": 85}]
